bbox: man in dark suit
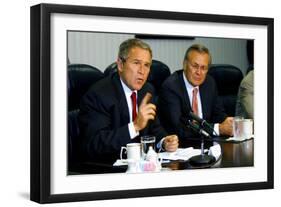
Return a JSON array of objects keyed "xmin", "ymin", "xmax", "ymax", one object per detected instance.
[
  {"xmin": 158, "ymin": 44, "xmax": 233, "ymax": 142},
  {"xmin": 79, "ymin": 38, "xmax": 178, "ymax": 163}
]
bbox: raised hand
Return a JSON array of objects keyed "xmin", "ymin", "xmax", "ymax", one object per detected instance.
[{"xmin": 133, "ymin": 93, "xmax": 156, "ymax": 131}]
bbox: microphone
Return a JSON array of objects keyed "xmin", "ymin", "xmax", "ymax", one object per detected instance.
[
  {"xmin": 188, "ymin": 120, "xmax": 211, "ymax": 138},
  {"xmin": 189, "ymin": 111, "xmax": 208, "ymax": 127},
  {"xmin": 188, "ymin": 111, "xmax": 217, "ymax": 136}
]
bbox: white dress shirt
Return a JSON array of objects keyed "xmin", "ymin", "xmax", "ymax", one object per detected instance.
[
  {"xmin": 120, "ymin": 78, "xmax": 139, "ymax": 139},
  {"xmin": 182, "ymin": 73, "xmax": 220, "ymax": 135},
  {"xmin": 182, "ymin": 73, "xmax": 202, "ymax": 118}
]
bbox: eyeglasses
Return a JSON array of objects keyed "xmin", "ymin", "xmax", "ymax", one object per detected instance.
[{"xmin": 187, "ymin": 61, "xmax": 208, "ymax": 73}]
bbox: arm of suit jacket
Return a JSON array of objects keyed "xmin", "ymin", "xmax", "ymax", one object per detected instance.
[
  {"xmin": 158, "ymin": 82, "xmax": 195, "ymax": 140},
  {"xmin": 204, "ymin": 76, "xmax": 228, "ymax": 124},
  {"xmin": 78, "ymin": 88, "xmax": 132, "ymax": 158},
  {"xmin": 137, "ymin": 84, "xmax": 168, "ymax": 145}
]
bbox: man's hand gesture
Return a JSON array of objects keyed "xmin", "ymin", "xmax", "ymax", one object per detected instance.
[{"xmin": 133, "ymin": 93, "xmax": 156, "ymax": 131}]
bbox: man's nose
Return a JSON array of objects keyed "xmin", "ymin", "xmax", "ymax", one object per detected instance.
[{"xmin": 138, "ymin": 65, "xmax": 145, "ymax": 74}]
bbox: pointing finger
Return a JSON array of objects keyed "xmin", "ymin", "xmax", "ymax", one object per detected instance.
[{"xmin": 140, "ymin": 93, "xmax": 152, "ymax": 107}]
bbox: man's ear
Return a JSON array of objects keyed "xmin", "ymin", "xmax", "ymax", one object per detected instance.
[
  {"xmin": 116, "ymin": 58, "xmax": 124, "ymax": 73},
  {"xmin": 183, "ymin": 59, "xmax": 187, "ymax": 70}
]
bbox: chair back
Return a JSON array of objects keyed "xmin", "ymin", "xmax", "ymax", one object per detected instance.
[
  {"xmin": 208, "ymin": 64, "xmax": 243, "ymax": 116},
  {"xmin": 67, "ymin": 64, "xmax": 104, "ymax": 171},
  {"xmin": 68, "ymin": 64, "xmax": 104, "ymax": 111},
  {"xmin": 148, "ymin": 60, "xmax": 171, "ymax": 94},
  {"xmin": 68, "ymin": 109, "xmax": 80, "ymax": 166}
]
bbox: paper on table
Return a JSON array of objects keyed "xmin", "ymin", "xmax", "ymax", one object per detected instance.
[
  {"xmin": 113, "ymin": 159, "xmax": 128, "ymax": 166},
  {"xmin": 208, "ymin": 144, "xmax": 221, "ymax": 160},
  {"xmin": 226, "ymin": 135, "xmax": 254, "ymax": 142},
  {"xmin": 158, "ymin": 147, "xmax": 207, "ymax": 161},
  {"xmin": 113, "ymin": 148, "xmax": 202, "ymax": 165}
]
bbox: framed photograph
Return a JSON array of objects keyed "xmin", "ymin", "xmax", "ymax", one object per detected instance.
[{"xmin": 30, "ymin": 3, "xmax": 274, "ymax": 203}]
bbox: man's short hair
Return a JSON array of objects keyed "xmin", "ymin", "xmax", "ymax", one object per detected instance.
[
  {"xmin": 118, "ymin": 38, "xmax": 152, "ymax": 62},
  {"xmin": 183, "ymin": 44, "xmax": 212, "ymax": 65}
]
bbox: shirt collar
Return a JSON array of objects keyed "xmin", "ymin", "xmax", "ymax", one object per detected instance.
[
  {"xmin": 120, "ymin": 78, "xmax": 137, "ymax": 96},
  {"xmin": 182, "ymin": 71, "xmax": 199, "ymax": 91}
]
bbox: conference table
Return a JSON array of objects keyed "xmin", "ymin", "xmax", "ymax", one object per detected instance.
[
  {"xmin": 162, "ymin": 137, "xmax": 254, "ymax": 170},
  {"xmin": 69, "ymin": 137, "xmax": 254, "ymax": 175}
]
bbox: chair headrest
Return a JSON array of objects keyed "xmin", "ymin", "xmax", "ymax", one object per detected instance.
[
  {"xmin": 68, "ymin": 64, "xmax": 104, "ymax": 110},
  {"xmin": 104, "ymin": 62, "xmax": 118, "ymax": 77},
  {"xmin": 208, "ymin": 64, "xmax": 243, "ymax": 95},
  {"xmin": 148, "ymin": 60, "xmax": 171, "ymax": 93}
]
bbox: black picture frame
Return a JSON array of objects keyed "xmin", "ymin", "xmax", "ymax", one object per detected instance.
[{"xmin": 30, "ymin": 3, "xmax": 274, "ymax": 204}]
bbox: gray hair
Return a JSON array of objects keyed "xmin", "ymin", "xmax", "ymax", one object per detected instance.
[
  {"xmin": 118, "ymin": 38, "xmax": 152, "ymax": 62},
  {"xmin": 183, "ymin": 44, "xmax": 212, "ymax": 65}
]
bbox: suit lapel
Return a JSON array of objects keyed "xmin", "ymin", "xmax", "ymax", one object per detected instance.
[
  {"xmin": 137, "ymin": 87, "xmax": 146, "ymax": 106},
  {"xmin": 112, "ymin": 73, "xmax": 130, "ymax": 124},
  {"xmin": 199, "ymin": 81, "xmax": 208, "ymax": 119},
  {"xmin": 178, "ymin": 71, "xmax": 192, "ymax": 116},
  {"xmin": 137, "ymin": 84, "xmax": 153, "ymax": 136}
]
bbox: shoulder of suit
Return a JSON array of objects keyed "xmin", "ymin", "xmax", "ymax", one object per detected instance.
[
  {"xmin": 199, "ymin": 75, "xmax": 217, "ymax": 92},
  {"xmin": 204, "ymin": 74, "xmax": 216, "ymax": 85},
  {"xmin": 240, "ymin": 70, "xmax": 254, "ymax": 88},
  {"xmin": 85, "ymin": 74, "xmax": 115, "ymax": 98},
  {"xmin": 141, "ymin": 82, "xmax": 155, "ymax": 95},
  {"xmin": 162, "ymin": 70, "xmax": 183, "ymax": 87}
]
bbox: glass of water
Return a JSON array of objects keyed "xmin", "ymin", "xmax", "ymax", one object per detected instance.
[
  {"xmin": 140, "ymin": 135, "xmax": 156, "ymax": 159},
  {"xmin": 233, "ymin": 116, "xmax": 244, "ymax": 139}
]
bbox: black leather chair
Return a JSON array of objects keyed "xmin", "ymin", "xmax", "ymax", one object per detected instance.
[
  {"xmin": 68, "ymin": 64, "xmax": 104, "ymax": 111},
  {"xmin": 104, "ymin": 59, "xmax": 171, "ymax": 95},
  {"xmin": 68, "ymin": 109, "xmax": 80, "ymax": 165},
  {"xmin": 208, "ymin": 64, "xmax": 243, "ymax": 116},
  {"xmin": 103, "ymin": 62, "xmax": 118, "ymax": 77},
  {"xmin": 67, "ymin": 64, "xmax": 104, "ymax": 171},
  {"xmin": 147, "ymin": 60, "xmax": 171, "ymax": 95}
]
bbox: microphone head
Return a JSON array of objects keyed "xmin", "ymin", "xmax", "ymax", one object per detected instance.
[
  {"xmin": 187, "ymin": 120, "xmax": 200, "ymax": 130},
  {"xmin": 189, "ymin": 111, "xmax": 202, "ymax": 123},
  {"xmin": 189, "ymin": 111, "xmax": 212, "ymax": 130},
  {"xmin": 187, "ymin": 120, "xmax": 210, "ymax": 138}
]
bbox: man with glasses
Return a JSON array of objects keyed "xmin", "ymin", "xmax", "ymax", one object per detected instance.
[{"xmin": 158, "ymin": 44, "xmax": 233, "ymax": 141}]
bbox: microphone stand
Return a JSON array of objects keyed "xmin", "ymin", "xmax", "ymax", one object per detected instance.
[{"xmin": 188, "ymin": 121, "xmax": 216, "ymax": 166}]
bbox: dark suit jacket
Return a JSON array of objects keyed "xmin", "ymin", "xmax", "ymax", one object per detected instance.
[
  {"xmin": 78, "ymin": 72, "xmax": 167, "ymax": 162},
  {"xmin": 158, "ymin": 70, "xmax": 227, "ymax": 141}
]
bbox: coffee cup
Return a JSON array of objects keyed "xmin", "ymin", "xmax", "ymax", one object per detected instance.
[
  {"xmin": 120, "ymin": 143, "xmax": 141, "ymax": 161},
  {"xmin": 233, "ymin": 117, "xmax": 254, "ymax": 140}
]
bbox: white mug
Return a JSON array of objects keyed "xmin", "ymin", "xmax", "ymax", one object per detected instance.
[
  {"xmin": 233, "ymin": 117, "xmax": 254, "ymax": 139},
  {"xmin": 126, "ymin": 159, "xmax": 141, "ymax": 173},
  {"xmin": 120, "ymin": 143, "xmax": 141, "ymax": 161}
]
